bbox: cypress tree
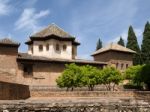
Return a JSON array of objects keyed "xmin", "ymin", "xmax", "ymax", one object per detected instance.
[
  {"xmin": 96, "ymin": 38, "xmax": 102, "ymax": 50},
  {"xmin": 141, "ymin": 21, "xmax": 150, "ymax": 64},
  {"xmin": 117, "ymin": 36, "xmax": 125, "ymax": 46},
  {"xmin": 126, "ymin": 26, "xmax": 141, "ymax": 65}
]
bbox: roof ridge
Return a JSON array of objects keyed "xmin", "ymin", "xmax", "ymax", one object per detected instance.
[
  {"xmin": 92, "ymin": 43, "xmax": 136, "ymax": 56},
  {"xmin": 0, "ymin": 37, "xmax": 20, "ymax": 45},
  {"xmin": 30, "ymin": 23, "xmax": 74, "ymax": 38}
]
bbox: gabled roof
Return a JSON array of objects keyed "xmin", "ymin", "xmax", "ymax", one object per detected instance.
[
  {"xmin": 31, "ymin": 23, "xmax": 74, "ymax": 38},
  {"xmin": 92, "ymin": 43, "xmax": 136, "ymax": 56},
  {"xmin": 0, "ymin": 38, "xmax": 20, "ymax": 47}
]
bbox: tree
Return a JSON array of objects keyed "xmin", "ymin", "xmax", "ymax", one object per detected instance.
[
  {"xmin": 117, "ymin": 36, "xmax": 125, "ymax": 46},
  {"xmin": 96, "ymin": 38, "xmax": 102, "ymax": 50},
  {"xmin": 141, "ymin": 64, "xmax": 150, "ymax": 90},
  {"xmin": 126, "ymin": 26, "xmax": 141, "ymax": 65},
  {"xmin": 141, "ymin": 22, "xmax": 150, "ymax": 64},
  {"xmin": 56, "ymin": 63, "xmax": 82, "ymax": 91},
  {"xmin": 81, "ymin": 65, "xmax": 102, "ymax": 91},
  {"xmin": 101, "ymin": 66, "xmax": 123, "ymax": 91},
  {"xmin": 125, "ymin": 65, "xmax": 143, "ymax": 86}
]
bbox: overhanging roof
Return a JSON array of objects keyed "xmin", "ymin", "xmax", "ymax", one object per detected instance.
[
  {"xmin": 17, "ymin": 53, "xmax": 107, "ymax": 65},
  {"xmin": 25, "ymin": 23, "xmax": 80, "ymax": 45},
  {"xmin": 92, "ymin": 43, "xmax": 136, "ymax": 56},
  {"xmin": 0, "ymin": 38, "xmax": 20, "ymax": 47}
]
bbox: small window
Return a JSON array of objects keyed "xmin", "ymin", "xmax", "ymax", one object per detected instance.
[
  {"xmin": 56, "ymin": 44, "xmax": 60, "ymax": 51},
  {"xmin": 116, "ymin": 63, "xmax": 119, "ymax": 69},
  {"xmin": 121, "ymin": 64, "xmax": 124, "ymax": 70},
  {"xmin": 39, "ymin": 45, "xmax": 43, "ymax": 52},
  {"xmin": 46, "ymin": 44, "xmax": 49, "ymax": 51},
  {"xmin": 63, "ymin": 45, "xmax": 67, "ymax": 51},
  {"xmin": 23, "ymin": 65, "xmax": 33, "ymax": 75},
  {"xmin": 126, "ymin": 64, "xmax": 129, "ymax": 68}
]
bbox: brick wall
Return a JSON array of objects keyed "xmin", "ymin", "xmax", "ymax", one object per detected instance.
[
  {"xmin": 0, "ymin": 82, "xmax": 30, "ymax": 100},
  {"xmin": 93, "ymin": 51, "xmax": 133, "ymax": 70}
]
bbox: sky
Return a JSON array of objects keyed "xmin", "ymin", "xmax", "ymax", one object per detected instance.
[{"xmin": 0, "ymin": 0, "xmax": 150, "ymax": 59}]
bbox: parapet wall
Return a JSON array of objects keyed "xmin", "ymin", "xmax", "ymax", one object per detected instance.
[{"xmin": 30, "ymin": 89, "xmax": 150, "ymax": 100}]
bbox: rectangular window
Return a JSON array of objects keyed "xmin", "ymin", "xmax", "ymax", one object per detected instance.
[
  {"xmin": 121, "ymin": 64, "xmax": 124, "ymax": 70},
  {"xmin": 23, "ymin": 65, "xmax": 33, "ymax": 75},
  {"xmin": 56, "ymin": 44, "xmax": 60, "ymax": 51},
  {"xmin": 39, "ymin": 45, "xmax": 43, "ymax": 52},
  {"xmin": 126, "ymin": 64, "xmax": 129, "ymax": 68},
  {"xmin": 116, "ymin": 63, "xmax": 119, "ymax": 69},
  {"xmin": 46, "ymin": 44, "xmax": 49, "ymax": 51}
]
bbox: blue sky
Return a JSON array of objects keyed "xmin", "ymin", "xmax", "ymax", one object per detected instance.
[{"xmin": 0, "ymin": 0, "xmax": 150, "ymax": 59}]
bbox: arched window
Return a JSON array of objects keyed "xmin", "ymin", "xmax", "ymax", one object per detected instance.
[
  {"xmin": 39, "ymin": 45, "xmax": 43, "ymax": 52},
  {"xmin": 56, "ymin": 44, "xmax": 60, "ymax": 51},
  {"xmin": 46, "ymin": 44, "xmax": 49, "ymax": 51},
  {"xmin": 63, "ymin": 44, "xmax": 67, "ymax": 51}
]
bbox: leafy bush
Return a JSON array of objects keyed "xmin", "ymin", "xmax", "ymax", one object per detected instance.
[
  {"xmin": 125, "ymin": 65, "xmax": 143, "ymax": 86},
  {"xmin": 141, "ymin": 64, "xmax": 150, "ymax": 90},
  {"xmin": 80, "ymin": 65, "xmax": 102, "ymax": 91},
  {"xmin": 56, "ymin": 63, "xmax": 82, "ymax": 91},
  {"xmin": 56, "ymin": 64, "xmax": 123, "ymax": 91},
  {"xmin": 101, "ymin": 66, "xmax": 123, "ymax": 91}
]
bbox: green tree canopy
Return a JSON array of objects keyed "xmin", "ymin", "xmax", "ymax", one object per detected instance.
[
  {"xmin": 80, "ymin": 65, "xmax": 102, "ymax": 91},
  {"xmin": 141, "ymin": 64, "xmax": 150, "ymax": 89},
  {"xmin": 56, "ymin": 63, "xmax": 82, "ymax": 91},
  {"xmin": 96, "ymin": 38, "xmax": 102, "ymax": 50},
  {"xmin": 126, "ymin": 25, "xmax": 141, "ymax": 65},
  {"xmin": 125, "ymin": 65, "xmax": 143, "ymax": 86},
  {"xmin": 117, "ymin": 36, "xmax": 125, "ymax": 46},
  {"xmin": 101, "ymin": 66, "xmax": 123, "ymax": 91},
  {"xmin": 141, "ymin": 22, "xmax": 150, "ymax": 64}
]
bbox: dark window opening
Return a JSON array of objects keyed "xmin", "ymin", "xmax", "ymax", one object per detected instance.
[
  {"xmin": 121, "ymin": 64, "xmax": 124, "ymax": 70},
  {"xmin": 116, "ymin": 63, "xmax": 119, "ymax": 69},
  {"xmin": 56, "ymin": 44, "xmax": 60, "ymax": 51},
  {"xmin": 126, "ymin": 64, "xmax": 129, "ymax": 68},
  {"xmin": 23, "ymin": 65, "xmax": 33, "ymax": 75},
  {"xmin": 63, "ymin": 45, "xmax": 67, "ymax": 51},
  {"xmin": 39, "ymin": 45, "xmax": 43, "ymax": 52},
  {"xmin": 46, "ymin": 44, "xmax": 49, "ymax": 51}
]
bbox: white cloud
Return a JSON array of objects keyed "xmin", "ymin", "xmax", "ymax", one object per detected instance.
[
  {"xmin": 15, "ymin": 8, "xmax": 50, "ymax": 33},
  {"xmin": 0, "ymin": 0, "xmax": 12, "ymax": 16}
]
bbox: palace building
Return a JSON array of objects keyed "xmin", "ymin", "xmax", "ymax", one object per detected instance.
[{"xmin": 0, "ymin": 24, "xmax": 135, "ymax": 87}]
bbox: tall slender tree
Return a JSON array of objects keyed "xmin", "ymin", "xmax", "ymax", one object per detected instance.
[
  {"xmin": 141, "ymin": 21, "xmax": 150, "ymax": 64},
  {"xmin": 117, "ymin": 36, "xmax": 125, "ymax": 46},
  {"xmin": 96, "ymin": 38, "xmax": 102, "ymax": 50},
  {"xmin": 126, "ymin": 26, "xmax": 141, "ymax": 65}
]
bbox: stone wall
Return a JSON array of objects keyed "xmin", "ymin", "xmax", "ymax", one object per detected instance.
[
  {"xmin": 30, "ymin": 89, "xmax": 150, "ymax": 100},
  {"xmin": 0, "ymin": 82, "xmax": 30, "ymax": 100},
  {"xmin": 0, "ymin": 98, "xmax": 150, "ymax": 112}
]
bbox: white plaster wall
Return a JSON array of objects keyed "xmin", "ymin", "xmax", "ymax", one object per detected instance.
[
  {"xmin": 28, "ymin": 39, "xmax": 73, "ymax": 59},
  {"xmin": 28, "ymin": 45, "xmax": 33, "ymax": 55}
]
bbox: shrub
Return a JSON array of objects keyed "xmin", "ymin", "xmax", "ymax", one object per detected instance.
[{"xmin": 101, "ymin": 66, "xmax": 123, "ymax": 91}]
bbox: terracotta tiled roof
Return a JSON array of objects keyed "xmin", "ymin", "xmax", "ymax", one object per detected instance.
[
  {"xmin": 31, "ymin": 23, "xmax": 74, "ymax": 38},
  {"xmin": 18, "ymin": 53, "xmax": 107, "ymax": 65},
  {"xmin": 0, "ymin": 38, "xmax": 20, "ymax": 46},
  {"xmin": 92, "ymin": 43, "xmax": 136, "ymax": 56},
  {"xmin": 26, "ymin": 23, "xmax": 80, "ymax": 45}
]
